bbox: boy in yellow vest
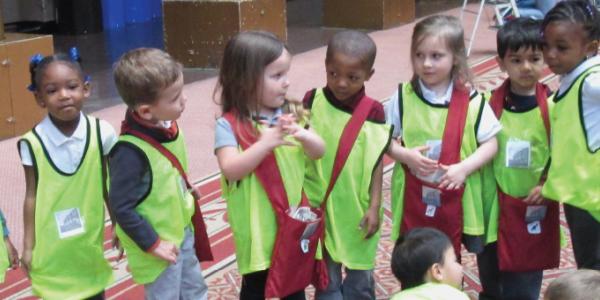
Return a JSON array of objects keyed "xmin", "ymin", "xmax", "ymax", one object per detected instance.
[
  {"xmin": 303, "ymin": 30, "xmax": 392, "ymax": 299},
  {"xmin": 110, "ymin": 48, "xmax": 208, "ymax": 299},
  {"xmin": 478, "ymin": 18, "xmax": 560, "ymax": 300},
  {"xmin": 390, "ymin": 227, "xmax": 469, "ymax": 300}
]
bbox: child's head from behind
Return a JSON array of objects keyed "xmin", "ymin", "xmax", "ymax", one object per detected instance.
[
  {"xmin": 325, "ymin": 30, "xmax": 376, "ymax": 101},
  {"xmin": 391, "ymin": 227, "xmax": 463, "ymax": 290},
  {"xmin": 410, "ymin": 15, "xmax": 470, "ymax": 92},
  {"xmin": 496, "ymin": 18, "xmax": 545, "ymax": 93},
  {"xmin": 542, "ymin": 0, "xmax": 600, "ymax": 75},
  {"xmin": 216, "ymin": 31, "xmax": 291, "ymax": 119},
  {"xmin": 29, "ymin": 53, "xmax": 89, "ymax": 123},
  {"xmin": 545, "ymin": 269, "xmax": 600, "ymax": 300},
  {"xmin": 114, "ymin": 48, "xmax": 185, "ymax": 123}
]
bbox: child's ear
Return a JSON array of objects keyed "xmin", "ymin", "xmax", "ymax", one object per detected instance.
[
  {"xmin": 366, "ymin": 68, "xmax": 375, "ymax": 81},
  {"xmin": 496, "ymin": 56, "xmax": 506, "ymax": 72},
  {"xmin": 34, "ymin": 92, "xmax": 46, "ymax": 108},
  {"xmin": 134, "ymin": 104, "xmax": 154, "ymax": 121},
  {"xmin": 82, "ymin": 81, "xmax": 91, "ymax": 98},
  {"xmin": 585, "ymin": 39, "xmax": 599, "ymax": 57},
  {"xmin": 427, "ymin": 262, "xmax": 444, "ymax": 283}
]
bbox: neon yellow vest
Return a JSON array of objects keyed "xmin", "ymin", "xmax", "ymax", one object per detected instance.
[
  {"xmin": 221, "ymin": 120, "xmax": 306, "ymax": 275},
  {"xmin": 390, "ymin": 282, "xmax": 470, "ymax": 300},
  {"xmin": 0, "ymin": 223, "xmax": 8, "ymax": 283},
  {"xmin": 390, "ymin": 83, "xmax": 486, "ymax": 241},
  {"xmin": 482, "ymin": 96, "xmax": 553, "ymax": 243},
  {"xmin": 305, "ymin": 89, "xmax": 392, "ymax": 270},
  {"xmin": 20, "ymin": 116, "xmax": 112, "ymax": 300},
  {"xmin": 543, "ymin": 65, "xmax": 600, "ymax": 220},
  {"xmin": 116, "ymin": 131, "xmax": 195, "ymax": 284}
]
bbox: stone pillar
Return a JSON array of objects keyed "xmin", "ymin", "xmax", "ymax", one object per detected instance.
[
  {"xmin": 163, "ymin": 0, "xmax": 287, "ymax": 68},
  {"xmin": 323, "ymin": 0, "xmax": 415, "ymax": 30}
]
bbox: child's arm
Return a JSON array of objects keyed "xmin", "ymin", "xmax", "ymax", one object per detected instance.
[
  {"xmin": 360, "ymin": 160, "xmax": 383, "ymax": 239},
  {"xmin": 217, "ymin": 124, "xmax": 293, "ymax": 182},
  {"xmin": 387, "ymin": 139, "xmax": 438, "ymax": 176},
  {"xmin": 0, "ymin": 211, "xmax": 18, "ymax": 269},
  {"xmin": 22, "ymin": 166, "xmax": 37, "ymax": 276},
  {"xmin": 438, "ymin": 136, "xmax": 498, "ymax": 190}
]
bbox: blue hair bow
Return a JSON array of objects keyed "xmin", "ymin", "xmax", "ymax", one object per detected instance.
[
  {"xmin": 69, "ymin": 47, "xmax": 81, "ymax": 62},
  {"xmin": 27, "ymin": 54, "xmax": 45, "ymax": 91}
]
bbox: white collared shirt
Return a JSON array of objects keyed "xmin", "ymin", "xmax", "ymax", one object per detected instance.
[
  {"xmin": 384, "ymin": 80, "xmax": 501, "ymax": 142},
  {"xmin": 556, "ymin": 55, "xmax": 600, "ymax": 151},
  {"xmin": 19, "ymin": 112, "xmax": 117, "ymax": 173}
]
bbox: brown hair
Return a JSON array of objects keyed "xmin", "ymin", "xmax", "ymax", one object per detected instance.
[
  {"xmin": 113, "ymin": 48, "xmax": 182, "ymax": 107},
  {"xmin": 545, "ymin": 269, "xmax": 600, "ymax": 300},
  {"xmin": 410, "ymin": 15, "xmax": 472, "ymax": 95},
  {"xmin": 325, "ymin": 30, "xmax": 377, "ymax": 71},
  {"xmin": 214, "ymin": 31, "xmax": 287, "ymax": 120}
]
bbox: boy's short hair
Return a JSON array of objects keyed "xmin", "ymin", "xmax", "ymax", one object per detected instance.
[
  {"xmin": 545, "ymin": 269, "xmax": 600, "ymax": 300},
  {"xmin": 325, "ymin": 30, "xmax": 376, "ymax": 70},
  {"xmin": 497, "ymin": 17, "xmax": 543, "ymax": 59},
  {"xmin": 114, "ymin": 48, "xmax": 182, "ymax": 107},
  {"xmin": 391, "ymin": 227, "xmax": 453, "ymax": 290}
]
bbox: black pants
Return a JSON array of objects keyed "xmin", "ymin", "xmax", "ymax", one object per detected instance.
[
  {"xmin": 564, "ymin": 204, "xmax": 600, "ymax": 270},
  {"xmin": 477, "ymin": 243, "xmax": 543, "ymax": 300},
  {"xmin": 240, "ymin": 269, "xmax": 306, "ymax": 300},
  {"xmin": 86, "ymin": 291, "xmax": 105, "ymax": 300}
]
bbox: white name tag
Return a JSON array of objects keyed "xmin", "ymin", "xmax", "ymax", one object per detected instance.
[
  {"xmin": 425, "ymin": 205, "xmax": 437, "ymax": 217},
  {"xmin": 54, "ymin": 208, "xmax": 85, "ymax": 239},
  {"xmin": 506, "ymin": 139, "xmax": 531, "ymax": 168},
  {"xmin": 527, "ymin": 221, "xmax": 542, "ymax": 235}
]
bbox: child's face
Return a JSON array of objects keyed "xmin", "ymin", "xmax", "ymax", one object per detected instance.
[
  {"xmin": 143, "ymin": 73, "xmax": 186, "ymax": 123},
  {"xmin": 259, "ymin": 49, "xmax": 291, "ymax": 113},
  {"xmin": 325, "ymin": 52, "xmax": 373, "ymax": 101},
  {"xmin": 437, "ymin": 247, "xmax": 463, "ymax": 289},
  {"xmin": 543, "ymin": 21, "xmax": 597, "ymax": 75},
  {"xmin": 35, "ymin": 62, "xmax": 89, "ymax": 122},
  {"xmin": 413, "ymin": 36, "xmax": 454, "ymax": 91},
  {"xmin": 498, "ymin": 47, "xmax": 544, "ymax": 95}
]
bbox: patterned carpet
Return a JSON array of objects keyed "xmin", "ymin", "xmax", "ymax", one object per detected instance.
[{"xmin": 0, "ymin": 56, "xmax": 574, "ymax": 299}]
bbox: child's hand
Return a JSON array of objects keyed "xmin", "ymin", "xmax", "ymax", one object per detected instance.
[
  {"xmin": 5, "ymin": 237, "xmax": 18, "ymax": 269},
  {"xmin": 438, "ymin": 163, "xmax": 467, "ymax": 190},
  {"xmin": 150, "ymin": 240, "xmax": 179, "ymax": 264},
  {"xmin": 110, "ymin": 229, "xmax": 125, "ymax": 262},
  {"xmin": 21, "ymin": 248, "xmax": 32, "ymax": 277},
  {"xmin": 359, "ymin": 207, "xmax": 380, "ymax": 239},
  {"xmin": 523, "ymin": 185, "xmax": 544, "ymax": 205},
  {"xmin": 405, "ymin": 145, "xmax": 438, "ymax": 176},
  {"xmin": 258, "ymin": 121, "xmax": 294, "ymax": 150}
]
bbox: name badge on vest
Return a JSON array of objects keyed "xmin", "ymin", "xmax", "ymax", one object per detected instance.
[
  {"xmin": 179, "ymin": 176, "xmax": 187, "ymax": 197},
  {"xmin": 525, "ymin": 205, "xmax": 547, "ymax": 235},
  {"xmin": 506, "ymin": 139, "xmax": 531, "ymax": 168},
  {"xmin": 422, "ymin": 186, "xmax": 441, "ymax": 217},
  {"xmin": 54, "ymin": 208, "xmax": 85, "ymax": 239}
]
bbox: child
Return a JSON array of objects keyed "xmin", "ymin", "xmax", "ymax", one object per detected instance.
[
  {"xmin": 214, "ymin": 31, "xmax": 325, "ymax": 299},
  {"xmin": 541, "ymin": 0, "xmax": 600, "ymax": 270},
  {"xmin": 110, "ymin": 48, "xmax": 209, "ymax": 299},
  {"xmin": 385, "ymin": 15, "xmax": 500, "ymax": 256},
  {"xmin": 544, "ymin": 269, "xmax": 600, "ymax": 300},
  {"xmin": 18, "ymin": 51, "xmax": 115, "ymax": 299},
  {"xmin": 477, "ymin": 18, "xmax": 560, "ymax": 300},
  {"xmin": 390, "ymin": 227, "xmax": 469, "ymax": 300},
  {"xmin": 303, "ymin": 30, "xmax": 391, "ymax": 299},
  {"xmin": 0, "ymin": 210, "xmax": 18, "ymax": 283}
]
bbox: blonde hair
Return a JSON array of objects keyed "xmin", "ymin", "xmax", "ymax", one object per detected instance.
[
  {"xmin": 113, "ymin": 48, "xmax": 182, "ymax": 107},
  {"xmin": 545, "ymin": 269, "xmax": 600, "ymax": 300},
  {"xmin": 410, "ymin": 15, "xmax": 472, "ymax": 95}
]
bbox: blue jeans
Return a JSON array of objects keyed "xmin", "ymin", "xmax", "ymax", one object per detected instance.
[
  {"xmin": 314, "ymin": 251, "xmax": 375, "ymax": 300},
  {"xmin": 144, "ymin": 227, "xmax": 208, "ymax": 300}
]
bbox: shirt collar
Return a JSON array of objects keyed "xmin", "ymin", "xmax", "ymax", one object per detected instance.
[
  {"xmin": 252, "ymin": 107, "xmax": 284, "ymax": 126},
  {"xmin": 559, "ymin": 55, "xmax": 600, "ymax": 96},
  {"xmin": 41, "ymin": 112, "xmax": 86, "ymax": 147},
  {"xmin": 419, "ymin": 79, "xmax": 454, "ymax": 105}
]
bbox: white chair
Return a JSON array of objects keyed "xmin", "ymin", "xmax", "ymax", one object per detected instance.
[{"xmin": 460, "ymin": 0, "xmax": 520, "ymax": 56}]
